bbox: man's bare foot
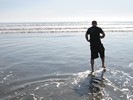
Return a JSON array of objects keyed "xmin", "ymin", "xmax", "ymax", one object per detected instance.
[
  {"xmin": 90, "ymin": 71, "xmax": 95, "ymax": 76},
  {"xmin": 102, "ymin": 65, "xmax": 106, "ymax": 68}
]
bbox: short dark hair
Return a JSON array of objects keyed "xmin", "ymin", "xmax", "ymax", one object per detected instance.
[{"xmin": 92, "ymin": 20, "xmax": 97, "ymax": 24}]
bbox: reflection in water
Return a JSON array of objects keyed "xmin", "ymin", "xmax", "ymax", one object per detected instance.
[
  {"xmin": 89, "ymin": 69, "xmax": 106, "ymax": 100},
  {"xmin": 74, "ymin": 69, "xmax": 106, "ymax": 99}
]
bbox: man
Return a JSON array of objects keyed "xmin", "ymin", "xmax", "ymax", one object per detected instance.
[{"xmin": 85, "ymin": 20, "xmax": 105, "ymax": 72}]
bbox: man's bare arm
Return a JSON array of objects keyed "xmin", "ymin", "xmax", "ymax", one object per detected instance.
[
  {"xmin": 85, "ymin": 32, "xmax": 90, "ymax": 42},
  {"xmin": 100, "ymin": 32, "xmax": 105, "ymax": 39}
]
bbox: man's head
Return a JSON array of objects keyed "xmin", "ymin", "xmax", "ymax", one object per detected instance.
[{"xmin": 92, "ymin": 20, "xmax": 97, "ymax": 26}]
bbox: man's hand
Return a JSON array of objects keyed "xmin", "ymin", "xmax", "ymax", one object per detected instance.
[
  {"xmin": 87, "ymin": 39, "xmax": 90, "ymax": 42},
  {"xmin": 100, "ymin": 36, "xmax": 104, "ymax": 39},
  {"xmin": 100, "ymin": 32, "xmax": 105, "ymax": 39}
]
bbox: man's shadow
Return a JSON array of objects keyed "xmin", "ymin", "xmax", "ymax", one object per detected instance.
[{"xmin": 74, "ymin": 69, "xmax": 106, "ymax": 99}]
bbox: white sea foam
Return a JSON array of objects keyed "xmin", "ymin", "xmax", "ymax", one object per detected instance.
[{"xmin": 0, "ymin": 22, "xmax": 133, "ymax": 33}]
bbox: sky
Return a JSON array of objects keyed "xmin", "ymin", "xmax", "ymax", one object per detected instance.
[{"xmin": 0, "ymin": 0, "xmax": 133, "ymax": 22}]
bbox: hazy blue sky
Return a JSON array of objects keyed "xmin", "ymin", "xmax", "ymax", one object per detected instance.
[{"xmin": 0, "ymin": 0, "xmax": 133, "ymax": 22}]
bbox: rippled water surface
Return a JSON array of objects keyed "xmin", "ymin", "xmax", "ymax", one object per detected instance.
[{"xmin": 0, "ymin": 32, "xmax": 133, "ymax": 100}]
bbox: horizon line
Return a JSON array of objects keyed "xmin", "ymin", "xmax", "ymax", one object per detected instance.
[{"xmin": 0, "ymin": 20, "xmax": 133, "ymax": 23}]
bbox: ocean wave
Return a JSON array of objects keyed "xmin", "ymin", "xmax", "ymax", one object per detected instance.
[{"xmin": 0, "ymin": 22, "xmax": 133, "ymax": 33}]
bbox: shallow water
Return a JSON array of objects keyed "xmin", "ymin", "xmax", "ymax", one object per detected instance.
[{"xmin": 0, "ymin": 32, "xmax": 133, "ymax": 100}]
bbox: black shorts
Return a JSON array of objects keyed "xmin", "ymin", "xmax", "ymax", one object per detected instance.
[{"xmin": 90, "ymin": 44, "xmax": 105, "ymax": 59}]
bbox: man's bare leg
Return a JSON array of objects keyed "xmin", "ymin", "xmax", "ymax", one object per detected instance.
[
  {"xmin": 101, "ymin": 58, "xmax": 106, "ymax": 68},
  {"xmin": 91, "ymin": 59, "xmax": 94, "ymax": 72}
]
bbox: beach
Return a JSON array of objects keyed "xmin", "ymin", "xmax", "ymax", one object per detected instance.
[{"xmin": 0, "ymin": 22, "xmax": 133, "ymax": 100}]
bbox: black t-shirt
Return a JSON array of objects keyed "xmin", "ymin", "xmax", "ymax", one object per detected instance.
[{"xmin": 87, "ymin": 26, "xmax": 103, "ymax": 46}]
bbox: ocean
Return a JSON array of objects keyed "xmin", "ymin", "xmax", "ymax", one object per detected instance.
[{"xmin": 0, "ymin": 21, "xmax": 133, "ymax": 100}]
